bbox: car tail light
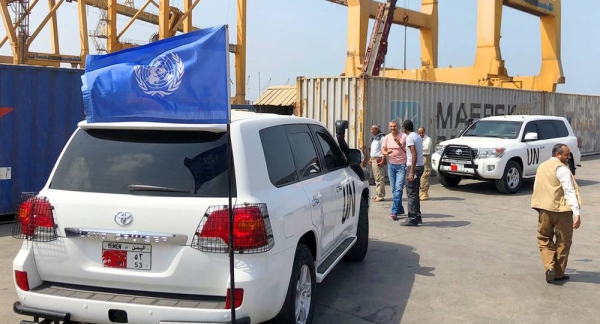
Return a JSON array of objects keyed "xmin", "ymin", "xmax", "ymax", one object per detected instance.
[
  {"xmin": 191, "ymin": 203, "xmax": 274, "ymax": 253},
  {"xmin": 15, "ymin": 270, "xmax": 29, "ymax": 291},
  {"xmin": 225, "ymin": 288, "xmax": 244, "ymax": 309},
  {"xmin": 577, "ymin": 136, "xmax": 582, "ymax": 148},
  {"xmin": 12, "ymin": 195, "xmax": 58, "ymax": 242}
]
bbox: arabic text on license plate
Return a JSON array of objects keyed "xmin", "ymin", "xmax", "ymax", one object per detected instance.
[{"xmin": 102, "ymin": 242, "xmax": 152, "ymax": 270}]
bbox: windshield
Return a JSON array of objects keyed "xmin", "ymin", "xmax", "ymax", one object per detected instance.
[
  {"xmin": 50, "ymin": 129, "xmax": 235, "ymax": 197},
  {"xmin": 461, "ymin": 120, "xmax": 523, "ymax": 139}
]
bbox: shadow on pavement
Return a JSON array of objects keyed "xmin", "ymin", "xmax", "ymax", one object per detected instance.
[
  {"xmin": 440, "ymin": 179, "xmax": 534, "ymax": 197},
  {"xmin": 575, "ymin": 179, "xmax": 600, "ymax": 187},
  {"xmin": 0, "ymin": 223, "xmax": 13, "ymax": 238},
  {"xmin": 313, "ymin": 240, "xmax": 432, "ymax": 324},
  {"xmin": 581, "ymin": 154, "xmax": 600, "ymax": 162},
  {"xmin": 425, "ymin": 196, "xmax": 465, "ymax": 201},
  {"xmin": 563, "ymin": 270, "xmax": 600, "ymax": 285}
]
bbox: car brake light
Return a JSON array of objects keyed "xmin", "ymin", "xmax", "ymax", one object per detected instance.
[
  {"xmin": 15, "ymin": 270, "xmax": 29, "ymax": 291},
  {"xmin": 192, "ymin": 203, "xmax": 274, "ymax": 253},
  {"xmin": 225, "ymin": 288, "xmax": 244, "ymax": 309},
  {"xmin": 577, "ymin": 136, "xmax": 582, "ymax": 148},
  {"xmin": 12, "ymin": 196, "xmax": 58, "ymax": 242}
]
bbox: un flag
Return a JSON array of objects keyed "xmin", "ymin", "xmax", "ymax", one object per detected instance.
[{"xmin": 82, "ymin": 25, "xmax": 230, "ymax": 124}]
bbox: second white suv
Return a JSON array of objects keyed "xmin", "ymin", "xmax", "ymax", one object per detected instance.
[
  {"xmin": 12, "ymin": 111, "xmax": 370, "ymax": 323},
  {"xmin": 432, "ymin": 115, "xmax": 581, "ymax": 194}
]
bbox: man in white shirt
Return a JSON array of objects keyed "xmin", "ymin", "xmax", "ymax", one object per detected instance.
[
  {"xmin": 531, "ymin": 143, "xmax": 582, "ymax": 283},
  {"xmin": 369, "ymin": 125, "xmax": 386, "ymax": 201},
  {"xmin": 418, "ymin": 127, "xmax": 432, "ymax": 201},
  {"xmin": 401, "ymin": 120, "xmax": 424, "ymax": 226}
]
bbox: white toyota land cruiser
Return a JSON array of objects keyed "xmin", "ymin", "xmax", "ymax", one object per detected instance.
[
  {"xmin": 431, "ymin": 115, "xmax": 581, "ymax": 194},
  {"xmin": 12, "ymin": 111, "xmax": 370, "ymax": 324}
]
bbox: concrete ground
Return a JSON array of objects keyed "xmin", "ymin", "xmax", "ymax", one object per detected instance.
[{"xmin": 1, "ymin": 156, "xmax": 599, "ymax": 323}]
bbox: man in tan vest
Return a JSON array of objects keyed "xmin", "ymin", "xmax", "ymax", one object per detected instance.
[{"xmin": 531, "ymin": 143, "xmax": 582, "ymax": 283}]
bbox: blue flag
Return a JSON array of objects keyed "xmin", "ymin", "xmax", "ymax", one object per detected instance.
[{"xmin": 82, "ymin": 25, "xmax": 230, "ymax": 124}]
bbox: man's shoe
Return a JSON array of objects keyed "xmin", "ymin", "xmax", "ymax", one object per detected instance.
[
  {"xmin": 545, "ymin": 268, "xmax": 556, "ymax": 283},
  {"xmin": 374, "ymin": 197, "xmax": 384, "ymax": 202},
  {"xmin": 419, "ymin": 194, "xmax": 429, "ymax": 201},
  {"xmin": 417, "ymin": 216, "xmax": 423, "ymax": 224},
  {"xmin": 390, "ymin": 214, "xmax": 398, "ymax": 221},
  {"xmin": 400, "ymin": 219, "xmax": 419, "ymax": 226},
  {"xmin": 555, "ymin": 275, "xmax": 570, "ymax": 281}
]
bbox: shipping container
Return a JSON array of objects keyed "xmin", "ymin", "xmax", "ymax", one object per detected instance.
[
  {"xmin": 0, "ymin": 64, "xmax": 84, "ymax": 215},
  {"xmin": 297, "ymin": 76, "xmax": 600, "ymax": 157}
]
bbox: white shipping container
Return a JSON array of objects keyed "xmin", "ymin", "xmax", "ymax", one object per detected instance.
[{"xmin": 297, "ymin": 76, "xmax": 598, "ymax": 156}]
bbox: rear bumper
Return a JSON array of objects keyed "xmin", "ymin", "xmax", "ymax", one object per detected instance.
[
  {"xmin": 14, "ymin": 301, "xmax": 251, "ymax": 323},
  {"xmin": 13, "ymin": 242, "xmax": 296, "ymax": 324},
  {"xmin": 14, "ymin": 301, "xmax": 70, "ymax": 322}
]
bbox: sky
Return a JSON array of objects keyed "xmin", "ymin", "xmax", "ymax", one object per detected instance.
[{"xmin": 1, "ymin": 0, "xmax": 598, "ymax": 101}]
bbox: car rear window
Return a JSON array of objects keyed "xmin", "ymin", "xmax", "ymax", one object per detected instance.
[{"xmin": 50, "ymin": 129, "xmax": 235, "ymax": 197}]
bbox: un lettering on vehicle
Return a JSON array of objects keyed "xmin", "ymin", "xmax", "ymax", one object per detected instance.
[
  {"xmin": 527, "ymin": 147, "xmax": 540, "ymax": 165},
  {"xmin": 341, "ymin": 180, "xmax": 356, "ymax": 224}
]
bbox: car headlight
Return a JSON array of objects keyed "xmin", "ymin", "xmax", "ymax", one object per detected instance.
[
  {"xmin": 477, "ymin": 148, "xmax": 505, "ymax": 159},
  {"xmin": 434, "ymin": 144, "xmax": 445, "ymax": 155}
]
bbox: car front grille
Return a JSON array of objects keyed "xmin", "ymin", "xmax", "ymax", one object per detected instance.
[{"xmin": 444, "ymin": 145, "xmax": 478, "ymax": 161}]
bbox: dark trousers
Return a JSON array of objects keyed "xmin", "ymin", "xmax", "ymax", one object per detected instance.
[{"xmin": 406, "ymin": 166, "xmax": 424, "ymax": 219}]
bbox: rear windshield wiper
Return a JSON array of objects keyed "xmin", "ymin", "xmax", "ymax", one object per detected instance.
[{"xmin": 127, "ymin": 184, "xmax": 190, "ymax": 193}]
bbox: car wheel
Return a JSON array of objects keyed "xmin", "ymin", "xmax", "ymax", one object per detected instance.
[
  {"xmin": 344, "ymin": 196, "xmax": 369, "ymax": 262},
  {"xmin": 438, "ymin": 173, "xmax": 461, "ymax": 187},
  {"xmin": 568, "ymin": 154, "xmax": 576, "ymax": 175},
  {"xmin": 495, "ymin": 161, "xmax": 522, "ymax": 194},
  {"xmin": 276, "ymin": 244, "xmax": 315, "ymax": 324}
]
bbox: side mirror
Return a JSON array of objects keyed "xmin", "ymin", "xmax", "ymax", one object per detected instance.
[
  {"xmin": 524, "ymin": 132, "xmax": 538, "ymax": 141},
  {"xmin": 347, "ymin": 149, "xmax": 362, "ymax": 165},
  {"xmin": 335, "ymin": 120, "xmax": 349, "ymax": 136}
]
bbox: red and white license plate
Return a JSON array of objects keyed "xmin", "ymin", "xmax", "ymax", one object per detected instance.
[
  {"xmin": 450, "ymin": 163, "xmax": 465, "ymax": 172},
  {"xmin": 102, "ymin": 242, "xmax": 152, "ymax": 270}
]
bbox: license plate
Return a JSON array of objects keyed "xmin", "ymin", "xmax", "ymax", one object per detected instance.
[
  {"xmin": 102, "ymin": 242, "xmax": 152, "ymax": 270},
  {"xmin": 450, "ymin": 163, "xmax": 465, "ymax": 172}
]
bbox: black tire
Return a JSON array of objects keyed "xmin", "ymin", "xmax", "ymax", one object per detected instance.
[
  {"xmin": 438, "ymin": 173, "xmax": 461, "ymax": 187},
  {"xmin": 495, "ymin": 161, "xmax": 522, "ymax": 194},
  {"xmin": 568, "ymin": 155, "xmax": 576, "ymax": 175},
  {"xmin": 344, "ymin": 196, "xmax": 369, "ymax": 262},
  {"xmin": 276, "ymin": 244, "xmax": 315, "ymax": 324}
]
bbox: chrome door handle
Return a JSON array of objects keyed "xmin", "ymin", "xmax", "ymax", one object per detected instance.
[
  {"xmin": 311, "ymin": 198, "xmax": 320, "ymax": 207},
  {"xmin": 336, "ymin": 185, "xmax": 343, "ymax": 192}
]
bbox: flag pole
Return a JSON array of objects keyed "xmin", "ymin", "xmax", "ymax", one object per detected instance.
[
  {"xmin": 224, "ymin": 24, "xmax": 236, "ymax": 323},
  {"xmin": 227, "ymin": 122, "xmax": 236, "ymax": 322}
]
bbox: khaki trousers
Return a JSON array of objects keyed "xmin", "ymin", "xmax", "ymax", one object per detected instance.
[
  {"xmin": 371, "ymin": 158, "xmax": 386, "ymax": 199},
  {"xmin": 420, "ymin": 155, "xmax": 431, "ymax": 196},
  {"xmin": 537, "ymin": 209, "xmax": 573, "ymax": 278}
]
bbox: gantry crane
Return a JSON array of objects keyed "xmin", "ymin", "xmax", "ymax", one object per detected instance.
[
  {"xmin": 329, "ymin": 0, "xmax": 563, "ymax": 92},
  {"xmin": 0, "ymin": 0, "xmax": 248, "ymax": 104}
]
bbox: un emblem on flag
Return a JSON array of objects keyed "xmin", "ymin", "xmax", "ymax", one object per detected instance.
[{"xmin": 135, "ymin": 53, "xmax": 185, "ymax": 97}]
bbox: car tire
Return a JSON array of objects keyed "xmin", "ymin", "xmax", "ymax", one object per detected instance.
[
  {"xmin": 495, "ymin": 161, "xmax": 522, "ymax": 194},
  {"xmin": 438, "ymin": 173, "xmax": 461, "ymax": 187},
  {"xmin": 568, "ymin": 155, "xmax": 576, "ymax": 175},
  {"xmin": 276, "ymin": 244, "xmax": 315, "ymax": 324},
  {"xmin": 344, "ymin": 196, "xmax": 369, "ymax": 262}
]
